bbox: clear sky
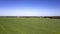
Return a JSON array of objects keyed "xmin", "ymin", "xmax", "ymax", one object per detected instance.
[{"xmin": 0, "ymin": 0, "xmax": 60, "ymax": 16}]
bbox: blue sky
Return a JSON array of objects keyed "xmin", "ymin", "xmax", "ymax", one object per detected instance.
[{"xmin": 0, "ymin": 0, "xmax": 60, "ymax": 16}]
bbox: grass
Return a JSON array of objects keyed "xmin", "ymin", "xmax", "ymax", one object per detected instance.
[{"xmin": 0, "ymin": 18, "xmax": 60, "ymax": 34}]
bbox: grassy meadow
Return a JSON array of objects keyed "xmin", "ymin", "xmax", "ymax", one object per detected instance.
[{"xmin": 0, "ymin": 18, "xmax": 60, "ymax": 34}]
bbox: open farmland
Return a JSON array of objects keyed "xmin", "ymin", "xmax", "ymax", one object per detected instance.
[{"xmin": 0, "ymin": 18, "xmax": 60, "ymax": 34}]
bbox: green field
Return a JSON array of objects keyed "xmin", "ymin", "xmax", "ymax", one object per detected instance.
[{"xmin": 0, "ymin": 18, "xmax": 60, "ymax": 34}]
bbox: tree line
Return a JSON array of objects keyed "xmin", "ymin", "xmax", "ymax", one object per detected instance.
[{"xmin": 0, "ymin": 16, "xmax": 60, "ymax": 19}]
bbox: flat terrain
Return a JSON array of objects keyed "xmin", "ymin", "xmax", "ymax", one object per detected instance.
[{"xmin": 0, "ymin": 18, "xmax": 60, "ymax": 34}]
